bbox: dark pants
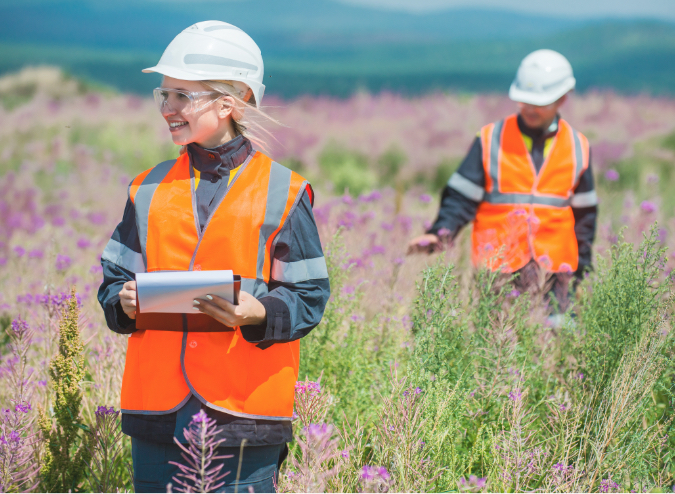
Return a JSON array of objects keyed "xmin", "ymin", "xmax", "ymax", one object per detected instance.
[
  {"xmin": 131, "ymin": 438, "xmax": 285, "ymax": 493},
  {"xmin": 511, "ymin": 260, "xmax": 575, "ymax": 313}
]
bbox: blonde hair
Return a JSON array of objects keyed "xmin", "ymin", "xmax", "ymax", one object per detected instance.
[{"xmin": 200, "ymin": 80, "xmax": 279, "ymax": 152}]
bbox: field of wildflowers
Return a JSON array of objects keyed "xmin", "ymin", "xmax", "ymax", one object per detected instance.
[{"xmin": 1, "ymin": 67, "xmax": 675, "ymax": 492}]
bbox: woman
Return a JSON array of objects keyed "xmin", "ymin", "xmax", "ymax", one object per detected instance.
[{"xmin": 98, "ymin": 20, "xmax": 330, "ymax": 493}]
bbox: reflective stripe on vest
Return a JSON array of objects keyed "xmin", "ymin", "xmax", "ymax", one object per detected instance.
[
  {"xmin": 472, "ymin": 114, "xmax": 589, "ymax": 273},
  {"xmin": 119, "ymin": 151, "xmax": 309, "ymax": 419}
]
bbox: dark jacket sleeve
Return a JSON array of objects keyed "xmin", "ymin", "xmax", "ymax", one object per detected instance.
[
  {"xmin": 570, "ymin": 150, "xmax": 598, "ymax": 278},
  {"xmin": 427, "ymin": 136, "xmax": 485, "ymax": 239},
  {"xmin": 240, "ymin": 189, "xmax": 330, "ymax": 348},
  {"xmin": 97, "ymin": 195, "xmax": 141, "ymax": 335}
]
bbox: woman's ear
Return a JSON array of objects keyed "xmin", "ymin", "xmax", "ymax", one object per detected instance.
[{"xmin": 217, "ymin": 96, "xmax": 235, "ymax": 119}]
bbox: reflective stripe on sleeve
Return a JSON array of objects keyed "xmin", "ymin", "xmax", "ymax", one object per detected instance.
[
  {"xmin": 271, "ymin": 257, "xmax": 329, "ymax": 283},
  {"xmin": 570, "ymin": 190, "xmax": 598, "ymax": 208},
  {"xmin": 447, "ymin": 173, "xmax": 485, "ymax": 202},
  {"xmin": 101, "ymin": 238, "xmax": 146, "ymax": 273}
]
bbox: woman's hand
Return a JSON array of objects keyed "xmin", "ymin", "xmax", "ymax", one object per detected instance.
[
  {"xmin": 193, "ymin": 291, "xmax": 266, "ymax": 328},
  {"xmin": 407, "ymin": 233, "xmax": 443, "ymax": 254},
  {"xmin": 119, "ymin": 280, "xmax": 137, "ymax": 319}
]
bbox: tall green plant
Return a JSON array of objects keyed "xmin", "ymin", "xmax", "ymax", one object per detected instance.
[
  {"xmin": 409, "ymin": 259, "xmax": 468, "ymax": 385},
  {"xmin": 38, "ymin": 289, "xmax": 91, "ymax": 492},
  {"xmin": 300, "ymin": 228, "xmax": 353, "ymax": 381},
  {"xmin": 576, "ymin": 226, "xmax": 671, "ymax": 389}
]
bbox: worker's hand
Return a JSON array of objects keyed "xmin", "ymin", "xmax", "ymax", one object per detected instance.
[
  {"xmin": 407, "ymin": 233, "xmax": 443, "ymax": 254},
  {"xmin": 193, "ymin": 291, "xmax": 266, "ymax": 328},
  {"xmin": 119, "ymin": 280, "xmax": 137, "ymax": 320}
]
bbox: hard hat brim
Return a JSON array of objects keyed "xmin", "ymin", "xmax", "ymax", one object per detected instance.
[{"xmin": 508, "ymin": 78, "xmax": 576, "ymax": 106}]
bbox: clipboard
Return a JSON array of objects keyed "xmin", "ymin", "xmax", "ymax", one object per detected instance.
[{"xmin": 135, "ymin": 273, "xmax": 241, "ymax": 332}]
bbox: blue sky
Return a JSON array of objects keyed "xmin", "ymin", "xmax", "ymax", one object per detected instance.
[{"xmin": 338, "ymin": 0, "xmax": 675, "ymax": 19}]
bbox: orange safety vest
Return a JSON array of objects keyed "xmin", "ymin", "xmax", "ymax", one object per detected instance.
[
  {"xmin": 472, "ymin": 114, "xmax": 589, "ymax": 273},
  {"xmin": 120, "ymin": 151, "xmax": 309, "ymax": 419}
]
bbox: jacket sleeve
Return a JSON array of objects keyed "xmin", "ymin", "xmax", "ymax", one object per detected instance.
[
  {"xmin": 427, "ymin": 136, "xmax": 485, "ymax": 239},
  {"xmin": 240, "ymin": 189, "xmax": 330, "ymax": 349},
  {"xmin": 97, "ymin": 194, "xmax": 142, "ymax": 335},
  {"xmin": 570, "ymin": 150, "xmax": 598, "ymax": 278}
]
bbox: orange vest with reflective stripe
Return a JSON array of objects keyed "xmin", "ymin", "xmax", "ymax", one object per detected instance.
[
  {"xmin": 120, "ymin": 151, "xmax": 309, "ymax": 419},
  {"xmin": 472, "ymin": 114, "xmax": 589, "ymax": 273}
]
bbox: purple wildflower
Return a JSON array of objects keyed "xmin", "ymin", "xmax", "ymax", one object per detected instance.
[
  {"xmin": 55, "ymin": 254, "xmax": 72, "ymax": 271},
  {"xmin": 414, "ymin": 387, "xmax": 422, "ymax": 394},
  {"xmin": 604, "ymin": 169, "xmax": 620, "ymax": 181},
  {"xmin": 87, "ymin": 212, "xmax": 106, "ymax": 225},
  {"xmin": 14, "ymin": 403, "xmax": 31, "ymax": 414},
  {"xmin": 95, "ymin": 405, "xmax": 117, "ymax": 417},
  {"xmin": 419, "ymin": 193, "xmax": 432, "ymax": 203},
  {"xmin": 190, "ymin": 409, "xmax": 208, "ymax": 424},
  {"xmin": 341, "ymin": 450, "xmax": 349, "ymax": 459},
  {"xmin": 641, "ymin": 200, "xmax": 657, "ymax": 213},
  {"xmin": 28, "ymin": 249, "xmax": 43, "ymax": 259},
  {"xmin": 508, "ymin": 289, "xmax": 521, "ymax": 298},
  {"xmin": 76, "ymin": 238, "xmax": 91, "ymax": 249},
  {"xmin": 13, "ymin": 246, "xmax": 25, "ymax": 257},
  {"xmin": 295, "ymin": 381, "xmax": 321, "ymax": 396},
  {"xmin": 600, "ymin": 478, "xmax": 620, "ymax": 493},
  {"xmin": 458, "ymin": 475, "xmax": 487, "ymax": 492},
  {"xmin": 508, "ymin": 389, "xmax": 522, "ymax": 402},
  {"xmin": 361, "ymin": 465, "xmax": 390, "ymax": 481},
  {"xmin": 538, "ymin": 255, "xmax": 552, "ymax": 267}
]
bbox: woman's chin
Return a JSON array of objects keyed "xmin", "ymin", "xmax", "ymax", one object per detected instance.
[{"xmin": 171, "ymin": 136, "xmax": 192, "ymax": 146}]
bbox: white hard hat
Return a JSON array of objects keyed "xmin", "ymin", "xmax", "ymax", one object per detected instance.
[
  {"xmin": 143, "ymin": 21, "xmax": 265, "ymax": 108},
  {"xmin": 509, "ymin": 49, "xmax": 576, "ymax": 106}
]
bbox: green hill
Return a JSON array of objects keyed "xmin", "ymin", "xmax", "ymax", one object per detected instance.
[{"xmin": 0, "ymin": 2, "xmax": 673, "ymax": 98}]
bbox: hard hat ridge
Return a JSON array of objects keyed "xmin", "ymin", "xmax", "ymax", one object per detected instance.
[
  {"xmin": 509, "ymin": 49, "xmax": 576, "ymax": 106},
  {"xmin": 143, "ymin": 20, "xmax": 265, "ymax": 108}
]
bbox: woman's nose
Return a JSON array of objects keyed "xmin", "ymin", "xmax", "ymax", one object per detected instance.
[{"xmin": 161, "ymin": 104, "xmax": 177, "ymax": 117}]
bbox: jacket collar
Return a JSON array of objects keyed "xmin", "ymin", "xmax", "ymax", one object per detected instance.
[
  {"xmin": 187, "ymin": 135, "xmax": 253, "ymax": 177},
  {"xmin": 517, "ymin": 114, "xmax": 559, "ymax": 143}
]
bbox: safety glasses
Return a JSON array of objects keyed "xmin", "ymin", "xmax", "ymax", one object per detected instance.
[{"xmin": 153, "ymin": 87, "xmax": 223, "ymax": 115}]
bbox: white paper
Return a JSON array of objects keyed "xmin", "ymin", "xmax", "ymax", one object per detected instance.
[{"xmin": 136, "ymin": 270, "xmax": 234, "ymax": 313}]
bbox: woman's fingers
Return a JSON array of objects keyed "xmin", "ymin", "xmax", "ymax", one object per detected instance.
[
  {"xmin": 193, "ymin": 298, "xmax": 236, "ymax": 327},
  {"xmin": 202, "ymin": 294, "xmax": 237, "ymax": 314}
]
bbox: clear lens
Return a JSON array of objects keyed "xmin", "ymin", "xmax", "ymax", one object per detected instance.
[
  {"xmin": 153, "ymin": 88, "xmax": 222, "ymax": 115},
  {"xmin": 153, "ymin": 88, "xmax": 196, "ymax": 114}
]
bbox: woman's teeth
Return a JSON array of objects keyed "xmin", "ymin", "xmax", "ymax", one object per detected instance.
[{"xmin": 169, "ymin": 121, "xmax": 188, "ymax": 128}]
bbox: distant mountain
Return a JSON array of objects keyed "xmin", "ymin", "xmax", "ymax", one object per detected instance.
[
  {"xmin": 0, "ymin": 0, "xmax": 582, "ymax": 49},
  {"xmin": 0, "ymin": 0, "xmax": 673, "ymax": 98}
]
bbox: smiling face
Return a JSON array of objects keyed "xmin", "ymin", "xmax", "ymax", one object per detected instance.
[
  {"xmin": 517, "ymin": 94, "xmax": 567, "ymax": 130},
  {"xmin": 160, "ymin": 76, "xmax": 236, "ymax": 148}
]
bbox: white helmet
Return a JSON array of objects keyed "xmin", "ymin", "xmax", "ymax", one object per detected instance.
[
  {"xmin": 509, "ymin": 49, "xmax": 575, "ymax": 106},
  {"xmin": 143, "ymin": 20, "xmax": 265, "ymax": 108}
]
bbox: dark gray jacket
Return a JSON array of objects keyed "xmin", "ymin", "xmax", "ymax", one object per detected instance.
[{"xmin": 97, "ymin": 135, "xmax": 330, "ymax": 446}]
